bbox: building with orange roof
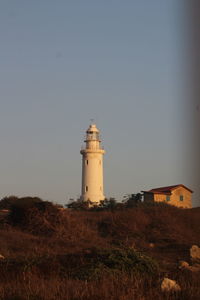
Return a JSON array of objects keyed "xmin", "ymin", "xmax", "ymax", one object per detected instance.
[{"xmin": 142, "ymin": 184, "xmax": 193, "ymax": 208}]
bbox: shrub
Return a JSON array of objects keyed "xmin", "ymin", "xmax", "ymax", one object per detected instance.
[
  {"xmin": 8, "ymin": 197, "xmax": 43, "ymax": 225},
  {"xmin": 72, "ymin": 247, "xmax": 159, "ymax": 280},
  {"xmin": 8, "ymin": 197, "xmax": 60, "ymax": 235},
  {"xmin": 0, "ymin": 196, "xmax": 53, "ymax": 210}
]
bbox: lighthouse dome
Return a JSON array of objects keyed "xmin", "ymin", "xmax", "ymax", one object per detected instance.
[{"xmin": 86, "ymin": 124, "xmax": 99, "ymax": 133}]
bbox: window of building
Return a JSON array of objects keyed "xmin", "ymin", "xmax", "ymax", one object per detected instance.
[
  {"xmin": 85, "ymin": 186, "xmax": 88, "ymax": 192},
  {"xmin": 86, "ymin": 160, "xmax": 88, "ymax": 165},
  {"xmin": 166, "ymin": 195, "xmax": 170, "ymax": 201},
  {"xmin": 180, "ymin": 195, "xmax": 184, "ymax": 201}
]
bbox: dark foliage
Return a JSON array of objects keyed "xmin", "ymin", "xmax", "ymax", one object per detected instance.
[
  {"xmin": 0, "ymin": 196, "xmax": 41, "ymax": 209},
  {"xmin": 70, "ymin": 247, "xmax": 158, "ymax": 280},
  {"xmin": 8, "ymin": 197, "xmax": 60, "ymax": 235},
  {"xmin": 66, "ymin": 199, "xmax": 92, "ymax": 210},
  {"xmin": 123, "ymin": 193, "xmax": 143, "ymax": 207}
]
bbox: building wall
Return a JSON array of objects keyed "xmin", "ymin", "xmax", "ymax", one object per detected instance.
[
  {"xmin": 154, "ymin": 193, "xmax": 167, "ymax": 203},
  {"xmin": 154, "ymin": 187, "xmax": 192, "ymax": 208},
  {"xmin": 143, "ymin": 192, "xmax": 154, "ymax": 203},
  {"xmin": 169, "ymin": 186, "xmax": 192, "ymax": 208}
]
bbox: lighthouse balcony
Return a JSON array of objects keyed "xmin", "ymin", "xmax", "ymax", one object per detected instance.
[{"xmin": 80, "ymin": 148, "xmax": 105, "ymax": 154}]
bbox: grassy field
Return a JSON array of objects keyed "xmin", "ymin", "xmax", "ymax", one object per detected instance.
[{"xmin": 0, "ymin": 199, "xmax": 199, "ymax": 300}]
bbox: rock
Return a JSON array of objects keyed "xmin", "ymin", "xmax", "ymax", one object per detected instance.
[
  {"xmin": 0, "ymin": 254, "xmax": 5, "ymax": 260},
  {"xmin": 179, "ymin": 261, "xmax": 189, "ymax": 269},
  {"xmin": 179, "ymin": 260, "xmax": 200, "ymax": 272},
  {"xmin": 161, "ymin": 278, "xmax": 181, "ymax": 292},
  {"xmin": 190, "ymin": 245, "xmax": 200, "ymax": 263},
  {"xmin": 149, "ymin": 243, "xmax": 155, "ymax": 248},
  {"xmin": 188, "ymin": 264, "xmax": 200, "ymax": 272}
]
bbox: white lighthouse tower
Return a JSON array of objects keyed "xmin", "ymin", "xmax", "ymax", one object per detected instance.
[{"xmin": 80, "ymin": 123, "xmax": 105, "ymax": 204}]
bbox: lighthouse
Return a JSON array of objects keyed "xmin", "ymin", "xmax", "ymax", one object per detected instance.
[{"xmin": 80, "ymin": 123, "xmax": 105, "ymax": 204}]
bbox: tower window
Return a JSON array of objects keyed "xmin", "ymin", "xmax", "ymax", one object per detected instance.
[
  {"xmin": 86, "ymin": 160, "xmax": 88, "ymax": 165},
  {"xmin": 85, "ymin": 186, "xmax": 88, "ymax": 192},
  {"xmin": 99, "ymin": 160, "xmax": 101, "ymax": 165},
  {"xmin": 166, "ymin": 195, "xmax": 170, "ymax": 201}
]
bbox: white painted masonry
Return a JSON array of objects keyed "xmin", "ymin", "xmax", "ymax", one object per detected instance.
[{"xmin": 80, "ymin": 124, "xmax": 105, "ymax": 204}]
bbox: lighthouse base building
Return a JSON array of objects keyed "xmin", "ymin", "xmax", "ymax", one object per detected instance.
[{"xmin": 80, "ymin": 124, "xmax": 105, "ymax": 204}]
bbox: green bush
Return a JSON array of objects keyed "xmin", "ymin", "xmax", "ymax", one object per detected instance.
[{"xmin": 72, "ymin": 247, "xmax": 159, "ymax": 280}]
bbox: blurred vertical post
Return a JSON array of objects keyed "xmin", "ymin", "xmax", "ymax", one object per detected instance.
[{"xmin": 187, "ymin": 0, "xmax": 200, "ymax": 206}]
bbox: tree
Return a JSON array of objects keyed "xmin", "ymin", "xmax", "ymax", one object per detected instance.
[
  {"xmin": 96, "ymin": 198, "xmax": 118, "ymax": 210},
  {"xmin": 66, "ymin": 199, "xmax": 92, "ymax": 210},
  {"xmin": 123, "ymin": 193, "xmax": 143, "ymax": 208}
]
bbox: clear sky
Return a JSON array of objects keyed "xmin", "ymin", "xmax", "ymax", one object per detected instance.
[{"xmin": 0, "ymin": 1, "xmax": 198, "ymax": 206}]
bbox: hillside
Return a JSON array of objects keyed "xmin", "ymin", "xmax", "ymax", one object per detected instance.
[{"xmin": 0, "ymin": 198, "xmax": 199, "ymax": 300}]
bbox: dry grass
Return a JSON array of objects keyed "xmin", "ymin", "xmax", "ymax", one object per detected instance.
[
  {"xmin": 0, "ymin": 271, "xmax": 199, "ymax": 300},
  {"xmin": 0, "ymin": 204, "xmax": 199, "ymax": 299}
]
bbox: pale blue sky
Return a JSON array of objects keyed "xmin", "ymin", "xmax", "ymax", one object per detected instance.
[{"xmin": 0, "ymin": 1, "xmax": 197, "ymax": 205}]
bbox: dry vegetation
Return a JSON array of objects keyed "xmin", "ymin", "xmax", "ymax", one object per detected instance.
[{"xmin": 0, "ymin": 197, "xmax": 199, "ymax": 300}]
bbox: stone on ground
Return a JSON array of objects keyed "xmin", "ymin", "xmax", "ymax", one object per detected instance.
[
  {"xmin": 161, "ymin": 278, "xmax": 181, "ymax": 292},
  {"xmin": 190, "ymin": 245, "xmax": 200, "ymax": 263}
]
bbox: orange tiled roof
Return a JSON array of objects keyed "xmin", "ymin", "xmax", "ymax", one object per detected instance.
[{"xmin": 143, "ymin": 184, "xmax": 193, "ymax": 194}]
